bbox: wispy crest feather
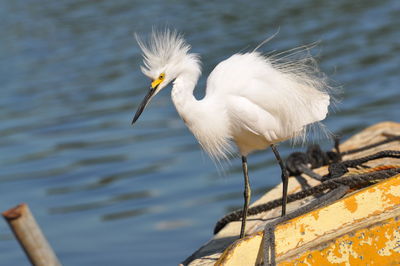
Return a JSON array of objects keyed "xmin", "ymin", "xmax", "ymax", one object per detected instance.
[{"xmin": 135, "ymin": 29, "xmax": 192, "ymax": 78}]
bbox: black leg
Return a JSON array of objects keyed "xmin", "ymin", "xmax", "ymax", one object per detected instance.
[
  {"xmin": 240, "ymin": 156, "xmax": 251, "ymax": 238},
  {"xmin": 271, "ymin": 144, "xmax": 288, "ymax": 217}
]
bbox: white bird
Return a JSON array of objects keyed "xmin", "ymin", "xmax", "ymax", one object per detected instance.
[{"xmin": 132, "ymin": 29, "xmax": 331, "ymax": 239}]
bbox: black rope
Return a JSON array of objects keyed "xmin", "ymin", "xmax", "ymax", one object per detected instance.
[
  {"xmin": 214, "ymin": 167, "xmax": 400, "ymax": 234},
  {"xmin": 285, "ymin": 135, "xmax": 400, "ymax": 178},
  {"xmin": 285, "ymin": 144, "xmax": 340, "ymax": 177},
  {"xmin": 213, "ymin": 134, "xmax": 400, "ymax": 234},
  {"xmin": 325, "ymin": 150, "xmax": 400, "ymax": 180}
]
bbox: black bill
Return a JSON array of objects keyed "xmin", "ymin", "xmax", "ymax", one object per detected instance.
[{"xmin": 131, "ymin": 86, "xmax": 157, "ymax": 124}]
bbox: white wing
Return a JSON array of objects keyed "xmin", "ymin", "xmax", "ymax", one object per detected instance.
[
  {"xmin": 226, "ymin": 95, "xmax": 282, "ymax": 139},
  {"xmin": 206, "ymin": 52, "xmax": 330, "ymax": 138}
]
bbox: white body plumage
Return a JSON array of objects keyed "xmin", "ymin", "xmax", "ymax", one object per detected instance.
[
  {"xmin": 132, "ymin": 29, "xmax": 332, "ymax": 238},
  {"xmin": 132, "ymin": 29, "xmax": 331, "ymax": 161}
]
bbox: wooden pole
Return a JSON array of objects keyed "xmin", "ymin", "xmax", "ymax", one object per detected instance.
[{"xmin": 3, "ymin": 203, "xmax": 61, "ymax": 266}]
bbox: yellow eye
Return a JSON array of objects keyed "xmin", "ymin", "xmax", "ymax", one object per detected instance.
[{"xmin": 151, "ymin": 73, "xmax": 165, "ymax": 89}]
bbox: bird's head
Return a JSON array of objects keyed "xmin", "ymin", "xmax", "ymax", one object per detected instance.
[{"xmin": 132, "ymin": 29, "xmax": 197, "ymax": 124}]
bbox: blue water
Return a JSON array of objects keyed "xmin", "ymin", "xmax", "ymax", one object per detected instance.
[{"xmin": 1, "ymin": 0, "xmax": 399, "ymax": 265}]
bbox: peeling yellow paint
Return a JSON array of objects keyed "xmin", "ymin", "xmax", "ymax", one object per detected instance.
[
  {"xmin": 299, "ymin": 224, "xmax": 305, "ymax": 235},
  {"xmin": 311, "ymin": 211, "xmax": 319, "ymax": 221},
  {"xmin": 216, "ymin": 174, "xmax": 400, "ymax": 266},
  {"xmin": 279, "ymin": 217, "xmax": 400, "ymax": 265},
  {"xmin": 357, "ymin": 231, "xmax": 372, "ymax": 246},
  {"xmin": 343, "ymin": 196, "xmax": 358, "ymax": 213},
  {"xmin": 275, "ymin": 175, "xmax": 400, "ymax": 256}
]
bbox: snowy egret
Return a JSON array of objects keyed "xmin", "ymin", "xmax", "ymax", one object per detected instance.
[{"xmin": 132, "ymin": 29, "xmax": 331, "ymax": 238}]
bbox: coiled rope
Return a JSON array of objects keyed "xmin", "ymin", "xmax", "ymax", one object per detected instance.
[{"xmin": 213, "ymin": 134, "xmax": 400, "ymax": 235}]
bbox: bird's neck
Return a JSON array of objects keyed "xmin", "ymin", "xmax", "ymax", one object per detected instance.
[
  {"xmin": 171, "ymin": 57, "xmax": 201, "ymax": 124},
  {"xmin": 170, "ymin": 56, "xmax": 233, "ymax": 160}
]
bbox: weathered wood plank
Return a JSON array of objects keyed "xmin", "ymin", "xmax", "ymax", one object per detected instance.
[{"xmin": 3, "ymin": 203, "xmax": 61, "ymax": 266}]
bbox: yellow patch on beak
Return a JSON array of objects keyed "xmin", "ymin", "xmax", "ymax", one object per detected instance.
[{"xmin": 151, "ymin": 73, "xmax": 165, "ymax": 89}]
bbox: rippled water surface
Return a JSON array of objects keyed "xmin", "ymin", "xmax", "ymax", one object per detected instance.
[{"xmin": 1, "ymin": 0, "xmax": 399, "ymax": 265}]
